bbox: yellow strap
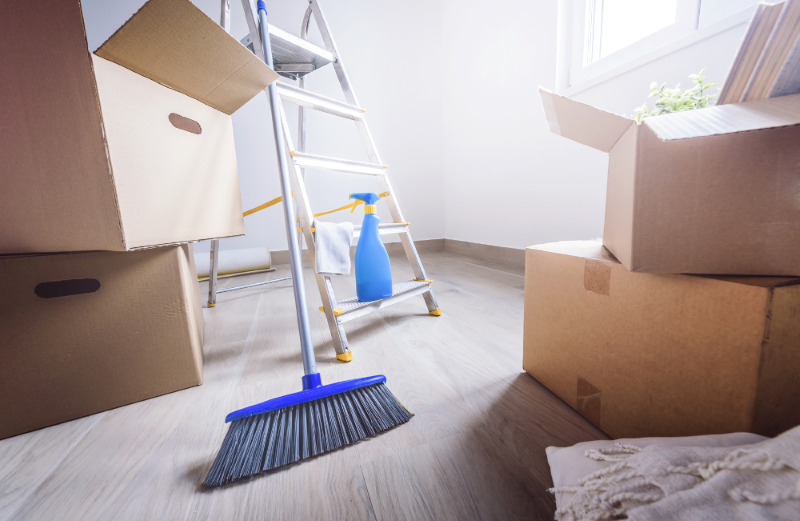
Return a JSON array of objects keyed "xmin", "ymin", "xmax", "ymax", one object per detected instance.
[
  {"xmin": 245, "ymin": 191, "xmax": 391, "ymax": 219},
  {"xmin": 312, "ymin": 191, "xmax": 391, "ymax": 218},
  {"xmin": 314, "ymin": 201, "xmax": 360, "ymax": 218},
  {"xmin": 242, "ymin": 195, "xmax": 283, "ymax": 217}
]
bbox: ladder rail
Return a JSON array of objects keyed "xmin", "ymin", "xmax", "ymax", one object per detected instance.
[
  {"xmin": 306, "ymin": 0, "xmax": 437, "ymax": 309},
  {"xmin": 242, "ymin": 0, "xmax": 266, "ymax": 62},
  {"xmin": 308, "ymin": 0, "xmax": 359, "ymax": 108},
  {"xmin": 207, "ymin": 239, "xmax": 220, "ymax": 306},
  {"xmin": 298, "ymin": 4, "xmax": 313, "ymax": 164},
  {"xmin": 207, "ymin": 0, "xmax": 231, "ymax": 308},
  {"xmin": 208, "ymin": 0, "xmax": 283, "ymax": 308},
  {"xmin": 278, "ymin": 105, "xmax": 352, "ymax": 357},
  {"xmin": 298, "ymin": 0, "xmax": 439, "ymax": 320},
  {"xmin": 220, "ymin": 0, "xmax": 231, "ymax": 32}
]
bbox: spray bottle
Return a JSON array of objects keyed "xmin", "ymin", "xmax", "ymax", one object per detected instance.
[{"xmin": 350, "ymin": 193, "xmax": 393, "ymax": 302}]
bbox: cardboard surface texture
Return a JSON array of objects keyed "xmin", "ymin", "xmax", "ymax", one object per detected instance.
[
  {"xmin": 523, "ymin": 240, "xmax": 800, "ymax": 439},
  {"xmin": 93, "ymin": 55, "xmax": 244, "ymax": 249},
  {"xmin": 539, "ymin": 88, "xmax": 800, "ymax": 276},
  {"xmin": 95, "ymin": 0, "xmax": 277, "ymax": 115},
  {"xmin": 0, "ymin": 0, "xmax": 277, "ymax": 254},
  {"xmin": 0, "ymin": 245, "xmax": 204, "ymax": 440}
]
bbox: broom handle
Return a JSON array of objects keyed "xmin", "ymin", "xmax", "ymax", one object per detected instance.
[{"xmin": 258, "ymin": 1, "xmax": 317, "ymax": 376}]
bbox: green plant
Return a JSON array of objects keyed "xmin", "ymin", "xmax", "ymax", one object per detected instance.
[{"xmin": 633, "ymin": 69, "xmax": 716, "ymax": 122}]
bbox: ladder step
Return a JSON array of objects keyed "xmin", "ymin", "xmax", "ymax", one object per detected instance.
[
  {"xmin": 276, "ymin": 83, "xmax": 365, "ymax": 120},
  {"xmin": 353, "ymin": 222, "xmax": 408, "ymax": 239},
  {"xmin": 240, "ymin": 25, "xmax": 334, "ymax": 79},
  {"xmin": 298, "ymin": 222, "xmax": 408, "ymax": 235},
  {"xmin": 335, "ymin": 280, "xmax": 432, "ymax": 324},
  {"xmin": 290, "ymin": 152, "xmax": 387, "ymax": 176}
]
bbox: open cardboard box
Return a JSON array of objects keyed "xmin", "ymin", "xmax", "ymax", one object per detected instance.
[
  {"xmin": 0, "ymin": 244, "xmax": 204, "ymax": 440},
  {"xmin": 523, "ymin": 240, "xmax": 800, "ymax": 439},
  {"xmin": 0, "ymin": 0, "xmax": 279, "ymax": 254},
  {"xmin": 539, "ymin": 88, "xmax": 800, "ymax": 276}
]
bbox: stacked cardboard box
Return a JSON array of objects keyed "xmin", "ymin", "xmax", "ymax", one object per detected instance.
[
  {"xmin": 524, "ymin": 86, "xmax": 800, "ymax": 439},
  {"xmin": 0, "ymin": 0, "xmax": 278, "ymax": 440}
]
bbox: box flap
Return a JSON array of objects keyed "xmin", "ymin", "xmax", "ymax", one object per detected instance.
[
  {"xmin": 528, "ymin": 240, "xmax": 618, "ymax": 263},
  {"xmin": 645, "ymin": 93, "xmax": 800, "ymax": 141},
  {"xmin": 95, "ymin": 0, "xmax": 279, "ymax": 115},
  {"xmin": 538, "ymin": 87, "xmax": 634, "ymax": 152}
]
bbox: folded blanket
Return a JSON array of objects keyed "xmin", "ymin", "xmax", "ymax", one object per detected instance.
[
  {"xmin": 313, "ymin": 220, "xmax": 353, "ymax": 276},
  {"xmin": 550, "ymin": 426, "xmax": 800, "ymax": 520},
  {"xmin": 546, "ymin": 432, "xmax": 766, "ymax": 514}
]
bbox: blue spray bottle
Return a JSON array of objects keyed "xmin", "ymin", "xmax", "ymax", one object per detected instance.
[{"xmin": 351, "ymin": 193, "xmax": 393, "ymax": 302}]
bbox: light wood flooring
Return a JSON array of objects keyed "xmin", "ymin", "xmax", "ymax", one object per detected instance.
[{"xmin": 0, "ymin": 251, "xmax": 607, "ymax": 520}]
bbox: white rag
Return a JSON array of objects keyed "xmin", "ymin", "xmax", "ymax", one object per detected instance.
[
  {"xmin": 549, "ymin": 425, "xmax": 800, "ymax": 521},
  {"xmin": 313, "ymin": 220, "xmax": 353, "ymax": 276}
]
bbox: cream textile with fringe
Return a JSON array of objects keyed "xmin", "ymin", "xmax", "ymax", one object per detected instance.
[{"xmin": 550, "ymin": 426, "xmax": 800, "ymax": 520}]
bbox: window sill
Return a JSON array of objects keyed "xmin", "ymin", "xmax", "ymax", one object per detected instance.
[{"xmin": 559, "ymin": 6, "xmax": 755, "ymax": 97}]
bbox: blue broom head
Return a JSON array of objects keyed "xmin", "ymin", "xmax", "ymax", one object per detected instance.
[
  {"xmin": 203, "ymin": 373, "xmax": 413, "ymax": 487},
  {"xmin": 225, "ymin": 373, "xmax": 385, "ymax": 423}
]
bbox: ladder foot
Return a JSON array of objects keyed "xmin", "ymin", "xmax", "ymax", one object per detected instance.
[
  {"xmin": 319, "ymin": 306, "xmax": 343, "ymax": 316},
  {"xmin": 207, "ymin": 302, "xmax": 217, "ymax": 308},
  {"xmin": 429, "ymin": 309, "xmax": 442, "ymax": 316},
  {"xmin": 336, "ymin": 351, "xmax": 353, "ymax": 362}
]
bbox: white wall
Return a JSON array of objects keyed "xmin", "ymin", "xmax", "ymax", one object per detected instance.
[
  {"xmin": 440, "ymin": 0, "xmax": 609, "ymax": 250},
  {"xmin": 440, "ymin": 0, "xmax": 751, "ymax": 251},
  {"xmin": 81, "ymin": 0, "xmax": 445, "ymax": 258}
]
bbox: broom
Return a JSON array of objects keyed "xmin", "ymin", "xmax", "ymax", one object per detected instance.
[{"xmin": 202, "ymin": 2, "xmax": 412, "ymax": 487}]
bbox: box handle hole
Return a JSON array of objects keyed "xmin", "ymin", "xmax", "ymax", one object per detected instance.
[
  {"xmin": 35, "ymin": 279, "xmax": 101, "ymax": 298},
  {"xmin": 169, "ymin": 113, "xmax": 202, "ymax": 135}
]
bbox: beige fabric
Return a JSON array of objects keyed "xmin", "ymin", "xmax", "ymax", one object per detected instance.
[
  {"xmin": 546, "ymin": 432, "xmax": 766, "ymax": 512},
  {"xmin": 547, "ymin": 427, "xmax": 800, "ymax": 520}
]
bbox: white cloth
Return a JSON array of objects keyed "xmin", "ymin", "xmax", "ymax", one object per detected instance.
[
  {"xmin": 546, "ymin": 428, "xmax": 800, "ymax": 520},
  {"xmin": 546, "ymin": 432, "xmax": 766, "ymax": 514},
  {"xmin": 313, "ymin": 220, "xmax": 353, "ymax": 276}
]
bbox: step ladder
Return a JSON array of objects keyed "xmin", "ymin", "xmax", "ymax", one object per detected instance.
[{"xmin": 220, "ymin": 0, "xmax": 441, "ymax": 361}]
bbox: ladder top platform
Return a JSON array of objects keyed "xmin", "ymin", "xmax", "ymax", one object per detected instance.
[{"xmin": 241, "ymin": 24, "xmax": 334, "ymax": 79}]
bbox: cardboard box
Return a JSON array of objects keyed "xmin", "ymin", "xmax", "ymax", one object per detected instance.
[
  {"xmin": 539, "ymin": 88, "xmax": 800, "ymax": 276},
  {"xmin": 523, "ymin": 240, "xmax": 800, "ymax": 439},
  {"xmin": 0, "ymin": 244, "xmax": 204, "ymax": 440},
  {"xmin": 0, "ymin": 0, "xmax": 279, "ymax": 254}
]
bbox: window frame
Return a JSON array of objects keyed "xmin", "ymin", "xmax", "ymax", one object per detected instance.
[
  {"xmin": 571, "ymin": 0, "xmax": 701, "ymax": 87},
  {"xmin": 555, "ymin": 0, "xmax": 762, "ymax": 96}
]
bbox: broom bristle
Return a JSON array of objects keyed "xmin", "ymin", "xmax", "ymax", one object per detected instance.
[{"xmin": 203, "ymin": 382, "xmax": 412, "ymax": 487}]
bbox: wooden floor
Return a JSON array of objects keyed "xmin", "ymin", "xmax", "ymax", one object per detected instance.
[{"xmin": 0, "ymin": 251, "xmax": 607, "ymax": 521}]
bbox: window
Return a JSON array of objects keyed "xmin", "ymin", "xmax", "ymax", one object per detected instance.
[
  {"xmin": 583, "ymin": 0, "xmax": 683, "ymax": 65},
  {"xmin": 559, "ymin": 0, "xmax": 768, "ymax": 93},
  {"xmin": 571, "ymin": 0, "xmax": 701, "ymax": 86}
]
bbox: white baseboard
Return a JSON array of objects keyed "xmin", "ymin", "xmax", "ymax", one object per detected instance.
[
  {"xmin": 197, "ymin": 238, "xmax": 526, "ymax": 275},
  {"xmin": 444, "ymin": 239, "xmax": 525, "ymax": 267}
]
